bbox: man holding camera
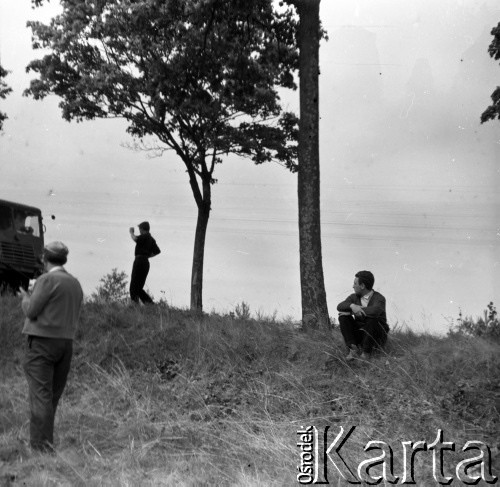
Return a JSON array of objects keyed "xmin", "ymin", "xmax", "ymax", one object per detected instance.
[{"xmin": 20, "ymin": 241, "xmax": 83, "ymax": 452}]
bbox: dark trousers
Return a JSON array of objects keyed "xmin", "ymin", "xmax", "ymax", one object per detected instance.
[
  {"xmin": 130, "ymin": 256, "xmax": 153, "ymax": 303},
  {"xmin": 23, "ymin": 336, "xmax": 73, "ymax": 451},
  {"xmin": 339, "ymin": 315, "xmax": 388, "ymax": 354}
]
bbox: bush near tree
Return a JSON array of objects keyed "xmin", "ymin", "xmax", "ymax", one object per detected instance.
[
  {"xmin": 90, "ymin": 268, "xmax": 129, "ymax": 304},
  {"xmin": 450, "ymin": 302, "xmax": 500, "ymax": 341}
]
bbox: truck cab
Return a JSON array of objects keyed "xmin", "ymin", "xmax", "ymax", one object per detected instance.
[{"xmin": 0, "ymin": 199, "xmax": 44, "ymax": 292}]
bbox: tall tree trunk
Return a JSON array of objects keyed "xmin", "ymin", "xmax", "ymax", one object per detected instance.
[
  {"xmin": 296, "ymin": 0, "xmax": 330, "ymax": 329},
  {"xmin": 190, "ymin": 177, "xmax": 211, "ymax": 312}
]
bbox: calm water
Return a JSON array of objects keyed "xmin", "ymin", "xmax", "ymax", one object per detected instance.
[{"xmin": 2, "ymin": 167, "xmax": 496, "ymax": 335}]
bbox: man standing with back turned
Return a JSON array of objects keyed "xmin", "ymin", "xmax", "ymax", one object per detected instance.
[
  {"xmin": 337, "ymin": 270, "xmax": 389, "ymax": 361},
  {"xmin": 129, "ymin": 221, "xmax": 161, "ymax": 304},
  {"xmin": 20, "ymin": 241, "xmax": 83, "ymax": 452}
]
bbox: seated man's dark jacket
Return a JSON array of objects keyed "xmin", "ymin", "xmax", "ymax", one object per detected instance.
[{"xmin": 337, "ymin": 291, "xmax": 388, "ymax": 329}]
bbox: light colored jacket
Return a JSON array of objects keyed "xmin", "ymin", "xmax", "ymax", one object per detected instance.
[{"xmin": 22, "ymin": 268, "xmax": 83, "ymax": 339}]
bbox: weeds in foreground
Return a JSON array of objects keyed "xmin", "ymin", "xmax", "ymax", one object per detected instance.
[
  {"xmin": 450, "ymin": 302, "xmax": 500, "ymax": 341},
  {"xmin": 0, "ymin": 297, "xmax": 498, "ymax": 485}
]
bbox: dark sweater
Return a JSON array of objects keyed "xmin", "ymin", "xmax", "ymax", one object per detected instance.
[{"xmin": 134, "ymin": 233, "xmax": 160, "ymax": 258}]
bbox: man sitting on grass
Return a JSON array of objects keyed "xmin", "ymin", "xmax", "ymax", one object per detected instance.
[{"xmin": 337, "ymin": 270, "xmax": 389, "ymax": 361}]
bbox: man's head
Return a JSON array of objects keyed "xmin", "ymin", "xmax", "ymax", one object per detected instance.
[
  {"xmin": 353, "ymin": 270, "xmax": 374, "ymax": 296},
  {"xmin": 138, "ymin": 221, "xmax": 150, "ymax": 234},
  {"xmin": 44, "ymin": 241, "xmax": 69, "ymax": 267}
]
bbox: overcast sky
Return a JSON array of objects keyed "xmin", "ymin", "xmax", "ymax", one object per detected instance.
[{"xmin": 1, "ymin": 0, "xmax": 499, "ymax": 333}]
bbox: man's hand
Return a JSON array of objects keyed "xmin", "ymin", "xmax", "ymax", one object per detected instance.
[
  {"xmin": 18, "ymin": 287, "xmax": 29, "ymax": 299},
  {"xmin": 129, "ymin": 227, "xmax": 135, "ymax": 234},
  {"xmin": 350, "ymin": 303, "xmax": 366, "ymax": 318}
]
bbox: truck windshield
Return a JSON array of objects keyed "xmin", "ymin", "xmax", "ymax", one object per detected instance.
[{"xmin": 13, "ymin": 209, "xmax": 41, "ymax": 237}]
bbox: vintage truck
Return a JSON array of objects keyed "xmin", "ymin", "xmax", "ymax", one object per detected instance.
[{"xmin": 0, "ymin": 199, "xmax": 44, "ymax": 292}]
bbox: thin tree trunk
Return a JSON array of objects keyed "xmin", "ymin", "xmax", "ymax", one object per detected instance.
[
  {"xmin": 190, "ymin": 177, "xmax": 211, "ymax": 312},
  {"xmin": 296, "ymin": 0, "xmax": 330, "ymax": 329}
]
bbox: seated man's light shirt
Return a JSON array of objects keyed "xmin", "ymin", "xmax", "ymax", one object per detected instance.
[{"xmin": 361, "ymin": 290, "xmax": 374, "ymax": 308}]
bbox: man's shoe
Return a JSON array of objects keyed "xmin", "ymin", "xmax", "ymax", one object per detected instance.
[{"xmin": 346, "ymin": 347, "xmax": 359, "ymax": 361}]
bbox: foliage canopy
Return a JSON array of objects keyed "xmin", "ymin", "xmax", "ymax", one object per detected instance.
[
  {"xmin": 481, "ymin": 22, "xmax": 500, "ymax": 123},
  {"xmin": 25, "ymin": 0, "xmax": 299, "ymax": 173},
  {"xmin": 0, "ymin": 65, "xmax": 12, "ymax": 131}
]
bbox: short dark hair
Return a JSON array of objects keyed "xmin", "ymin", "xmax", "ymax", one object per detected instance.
[
  {"xmin": 138, "ymin": 221, "xmax": 150, "ymax": 232},
  {"xmin": 355, "ymin": 270, "xmax": 374, "ymax": 290},
  {"xmin": 44, "ymin": 251, "xmax": 67, "ymax": 266}
]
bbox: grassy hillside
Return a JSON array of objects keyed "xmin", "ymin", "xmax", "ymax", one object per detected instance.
[{"xmin": 0, "ymin": 296, "xmax": 498, "ymax": 486}]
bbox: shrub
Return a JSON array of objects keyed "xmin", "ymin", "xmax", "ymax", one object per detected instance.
[
  {"xmin": 90, "ymin": 268, "xmax": 129, "ymax": 303},
  {"xmin": 234, "ymin": 301, "xmax": 251, "ymax": 320},
  {"xmin": 450, "ymin": 302, "xmax": 500, "ymax": 341}
]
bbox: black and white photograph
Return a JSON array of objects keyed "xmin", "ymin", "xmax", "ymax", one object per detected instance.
[{"xmin": 1, "ymin": 0, "xmax": 498, "ymax": 484}]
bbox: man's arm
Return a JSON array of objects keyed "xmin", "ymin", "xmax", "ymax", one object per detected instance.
[
  {"xmin": 338, "ymin": 294, "xmax": 367, "ymax": 318},
  {"xmin": 337, "ymin": 294, "xmax": 357, "ymax": 313},
  {"xmin": 129, "ymin": 227, "xmax": 138, "ymax": 242},
  {"xmin": 362, "ymin": 293, "xmax": 386, "ymax": 319},
  {"xmin": 21, "ymin": 277, "xmax": 52, "ymax": 320}
]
